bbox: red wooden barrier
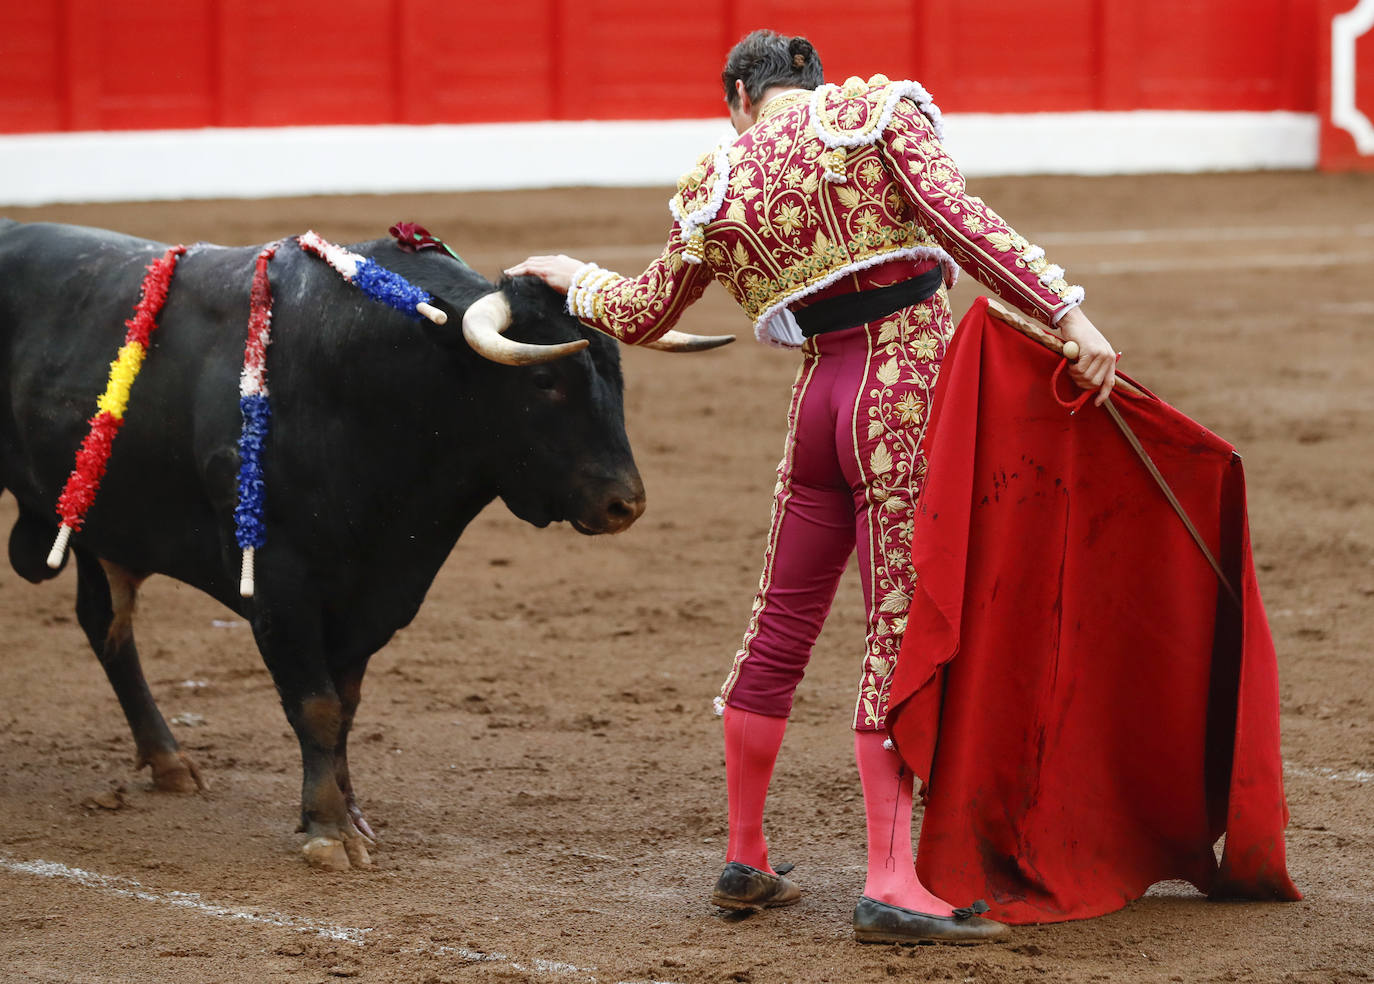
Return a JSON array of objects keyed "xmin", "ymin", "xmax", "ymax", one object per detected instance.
[
  {"xmin": 0, "ymin": 0, "xmax": 1327, "ymax": 134},
  {"xmin": 1320, "ymin": 0, "xmax": 1374, "ymax": 169}
]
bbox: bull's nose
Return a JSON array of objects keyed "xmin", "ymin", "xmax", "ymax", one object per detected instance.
[
  {"xmin": 573, "ymin": 474, "xmax": 645, "ymax": 535},
  {"xmin": 607, "ymin": 492, "xmax": 643, "ymax": 522},
  {"xmin": 603, "ymin": 493, "xmax": 647, "ymax": 531}
]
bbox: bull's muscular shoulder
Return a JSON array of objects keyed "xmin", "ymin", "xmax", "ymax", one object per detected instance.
[{"xmin": 809, "ymin": 75, "xmax": 945, "ymax": 148}]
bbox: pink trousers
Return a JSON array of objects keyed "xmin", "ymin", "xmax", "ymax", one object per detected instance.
[{"xmin": 720, "ymin": 290, "xmax": 954, "ymax": 730}]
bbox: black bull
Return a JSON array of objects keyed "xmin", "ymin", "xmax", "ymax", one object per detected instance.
[{"xmin": 0, "ymin": 220, "xmax": 655, "ymax": 870}]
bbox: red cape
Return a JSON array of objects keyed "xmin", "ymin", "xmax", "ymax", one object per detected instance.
[{"xmin": 886, "ymin": 297, "xmax": 1301, "ymax": 924}]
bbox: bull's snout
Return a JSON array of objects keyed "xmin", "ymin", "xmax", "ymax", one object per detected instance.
[
  {"xmin": 575, "ymin": 475, "xmax": 646, "ymax": 535},
  {"xmin": 602, "ymin": 490, "xmax": 647, "ymax": 531}
]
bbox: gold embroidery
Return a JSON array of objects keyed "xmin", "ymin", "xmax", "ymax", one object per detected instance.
[
  {"xmin": 595, "ymin": 73, "xmax": 1078, "ymax": 350},
  {"xmin": 677, "ymin": 163, "xmax": 706, "ymax": 193},
  {"xmin": 985, "ymin": 231, "xmax": 1020, "ymax": 252},
  {"xmin": 683, "ymin": 229, "xmax": 705, "ymax": 264},
  {"xmin": 876, "ymin": 97, "xmax": 1082, "ymax": 321},
  {"xmin": 753, "ymin": 88, "xmax": 809, "ymax": 125},
  {"xmin": 774, "ymin": 203, "xmax": 805, "ymax": 236},
  {"xmin": 815, "ymin": 78, "xmax": 905, "ymax": 148},
  {"xmin": 858, "ymin": 158, "xmax": 886, "ymax": 187},
  {"xmin": 852, "ymin": 291, "xmax": 952, "ymax": 729}
]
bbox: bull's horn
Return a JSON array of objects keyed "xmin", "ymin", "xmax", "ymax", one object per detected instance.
[
  {"xmin": 461, "ymin": 292, "xmax": 589, "ymax": 366},
  {"xmin": 640, "ymin": 330, "xmax": 736, "ymax": 352}
]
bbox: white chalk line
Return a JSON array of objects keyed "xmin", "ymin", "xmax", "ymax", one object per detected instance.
[
  {"xmin": 0, "ymin": 854, "xmax": 370, "ymax": 944},
  {"xmin": 1283, "ymin": 762, "xmax": 1374, "ymax": 784},
  {"xmin": 4, "ymin": 761, "xmax": 1366, "ymax": 971},
  {"xmin": 0, "ymin": 853, "xmax": 679, "ymax": 984}
]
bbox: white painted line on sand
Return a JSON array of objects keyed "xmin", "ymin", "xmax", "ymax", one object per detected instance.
[
  {"xmin": 1283, "ymin": 763, "xmax": 1374, "ymax": 783},
  {"xmin": 0, "ymin": 853, "xmax": 679, "ymax": 984},
  {"xmin": 0, "ymin": 854, "xmax": 370, "ymax": 942}
]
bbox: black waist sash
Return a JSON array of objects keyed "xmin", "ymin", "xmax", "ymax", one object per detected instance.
[{"xmin": 793, "ymin": 265, "xmax": 945, "ymax": 338}]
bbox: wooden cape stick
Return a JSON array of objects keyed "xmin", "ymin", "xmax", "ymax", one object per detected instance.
[{"xmin": 982, "ymin": 297, "xmax": 1241, "ymax": 608}]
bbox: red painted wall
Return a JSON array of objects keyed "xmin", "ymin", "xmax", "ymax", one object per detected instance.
[
  {"xmin": 0, "ymin": 0, "xmax": 1323, "ymax": 134},
  {"xmin": 1319, "ymin": 0, "xmax": 1374, "ymax": 169}
]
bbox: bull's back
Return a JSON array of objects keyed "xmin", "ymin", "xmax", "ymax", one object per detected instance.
[
  {"xmin": 0, "ymin": 223, "xmax": 255, "ymax": 591},
  {"xmin": 0, "ymin": 224, "xmax": 163, "ymax": 489},
  {"xmin": 0, "ymin": 221, "xmax": 171, "ymax": 392}
]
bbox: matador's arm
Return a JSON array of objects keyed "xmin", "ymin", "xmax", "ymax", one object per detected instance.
[
  {"xmin": 565, "ymin": 229, "xmax": 713, "ymax": 345},
  {"xmin": 879, "ymin": 99, "xmax": 1084, "ymax": 326}
]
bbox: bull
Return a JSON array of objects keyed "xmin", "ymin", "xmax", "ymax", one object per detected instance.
[{"xmin": 0, "ymin": 219, "xmax": 726, "ymax": 870}]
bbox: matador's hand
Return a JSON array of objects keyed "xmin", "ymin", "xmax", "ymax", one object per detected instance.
[
  {"xmin": 503, "ymin": 254, "xmax": 586, "ymax": 294},
  {"xmin": 1056, "ymin": 307, "xmax": 1117, "ymax": 406}
]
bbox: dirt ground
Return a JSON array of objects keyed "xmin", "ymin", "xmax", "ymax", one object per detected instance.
[{"xmin": 1, "ymin": 170, "xmax": 1371, "ymax": 983}]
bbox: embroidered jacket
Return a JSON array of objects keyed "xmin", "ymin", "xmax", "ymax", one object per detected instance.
[{"xmin": 566, "ymin": 75, "xmax": 1084, "ymax": 349}]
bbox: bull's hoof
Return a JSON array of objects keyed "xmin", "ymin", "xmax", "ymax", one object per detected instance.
[
  {"xmin": 344, "ymin": 835, "xmax": 372, "ymax": 869},
  {"xmin": 302, "ymin": 833, "xmax": 373, "ymax": 871},
  {"xmin": 145, "ymin": 750, "xmax": 207, "ymax": 793},
  {"xmin": 303, "ymin": 836, "xmax": 352, "ymax": 871}
]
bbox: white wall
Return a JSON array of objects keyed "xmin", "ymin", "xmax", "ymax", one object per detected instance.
[{"xmin": 0, "ymin": 112, "xmax": 1319, "ymax": 207}]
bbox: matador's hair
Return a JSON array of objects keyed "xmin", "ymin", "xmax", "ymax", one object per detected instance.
[{"xmin": 722, "ymin": 30, "xmax": 823, "ymax": 107}]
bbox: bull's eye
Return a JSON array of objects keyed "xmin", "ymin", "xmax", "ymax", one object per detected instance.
[{"xmin": 531, "ymin": 369, "xmax": 558, "ymax": 391}]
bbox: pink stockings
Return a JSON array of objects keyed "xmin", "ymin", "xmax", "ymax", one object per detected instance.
[
  {"xmin": 722, "ymin": 707, "xmax": 951, "ymax": 913},
  {"xmin": 723, "ymin": 706, "xmax": 787, "ymax": 873},
  {"xmin": 853, "ymin": 730, "xmax": 952, "ymax": 915}
]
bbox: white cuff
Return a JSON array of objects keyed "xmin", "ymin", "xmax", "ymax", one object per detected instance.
[{"xmin": 1050, "ymin": 289, "xmax": 1086, "ymax": 324}]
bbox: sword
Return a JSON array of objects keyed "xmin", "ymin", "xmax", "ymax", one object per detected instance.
[{"xmin": 983, "ymin": 297, "xmax": 1241, "ymax": 608}]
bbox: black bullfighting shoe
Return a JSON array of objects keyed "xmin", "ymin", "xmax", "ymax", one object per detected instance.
[
  {"xmin": 710, "ymin": 861, "xmax": 802, "ymax": 911},
  {"xmin": 852, "ymin": 897, "xmax": 1010, "ymax": 945}
]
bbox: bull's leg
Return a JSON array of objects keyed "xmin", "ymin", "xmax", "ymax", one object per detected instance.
[
  {"xmin": 253, "ymin": 612, "xmax": 372, "ymax": 871},
  {"xmin": 332, "ymin": 659, "xmax": 377, "ymax": 843},
  {"xmin": 73, "ymin": 550, "xmax": 205, "ymax": 792}
]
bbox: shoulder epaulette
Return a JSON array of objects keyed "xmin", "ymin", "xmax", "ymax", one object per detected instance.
[
  {"xmin": 668, "ymin": 142, "xmax": 731, "ymax": 264},
  {"xmin": 808, "ymin": 75, "xmax": 946, "ymax": 183}
]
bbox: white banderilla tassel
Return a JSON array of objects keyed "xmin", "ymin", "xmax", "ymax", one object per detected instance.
[
  {"xmin": 46, "ymin": 523, "xmax": 73, "ymax": 569},
  {"xmin": 239, "ymin": 546, "xmax": 256, "ymax": 598}
]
